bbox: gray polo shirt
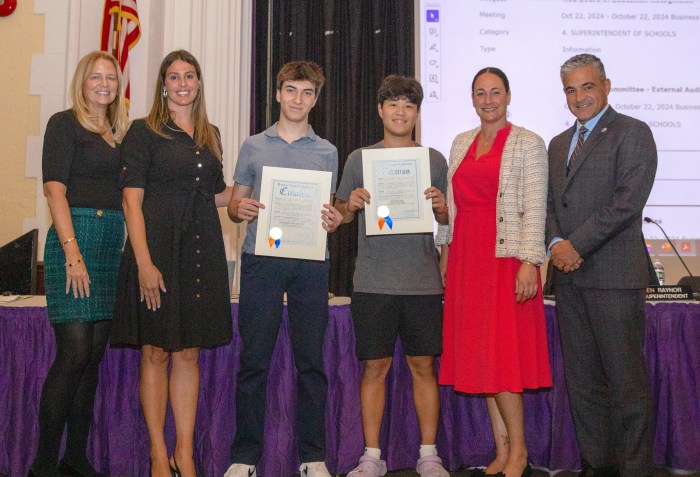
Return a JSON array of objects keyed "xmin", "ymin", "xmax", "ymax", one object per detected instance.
[
  {"xmin": 335, "ymin": 142, "xmax": 447, "ymax": 295},
  {"xmin": 233, "ymin": 123, "xmax": 338, "ymax": 255}
]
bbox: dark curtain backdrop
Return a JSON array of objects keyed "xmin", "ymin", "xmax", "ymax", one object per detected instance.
[{"xmin": 252, "ymin": 0, "xmax": 415, "ymax": 295}]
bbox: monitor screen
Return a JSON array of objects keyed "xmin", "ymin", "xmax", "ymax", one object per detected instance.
[
  {"xmin": 417, "ymin": 0, "xmax": 700, "ymax": 245},
  {"xmin": 0, "ymin": 229, "xmax": 38, "ymax": 295}
]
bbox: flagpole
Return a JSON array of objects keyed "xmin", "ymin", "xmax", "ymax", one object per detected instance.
[{"xmin": 111, "ymin": 1, "xmax": 122, "ymax": 61}]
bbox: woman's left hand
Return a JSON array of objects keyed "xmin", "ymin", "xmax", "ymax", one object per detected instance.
[
  {"xmin": 515, "ymin": 261, "xmax": 539, "ymax": 303},
  {"xmin": 65, "ymin": 255, "xmax": 91, "ymax": 298},
  {"xmin": 321, "ymin": 203, "xmax": 343, "ymax": 233}
]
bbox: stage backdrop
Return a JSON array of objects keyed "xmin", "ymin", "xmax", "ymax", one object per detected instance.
[{"xmin": 251, "ymin": 0, "xmax": 416, "ymax": 296}]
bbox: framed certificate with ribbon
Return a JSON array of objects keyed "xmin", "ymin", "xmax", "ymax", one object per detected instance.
[
  {"xmin": 362, "ymin": 147, "xmax": 434, "ymax": 235},
  {"xmin": 254, "ymin": 166, "xmax": 332, "ymax": 261}
]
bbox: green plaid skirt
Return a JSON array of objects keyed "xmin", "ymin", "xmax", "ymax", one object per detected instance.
[{"xmin": 44, "ymin": 207, "xmax": 124, "ymax": 323}]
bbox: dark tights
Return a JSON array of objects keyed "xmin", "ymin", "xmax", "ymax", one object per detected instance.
[{"xmin": 30, "ymin": 321, "xmax": 110, "ymax": 477}]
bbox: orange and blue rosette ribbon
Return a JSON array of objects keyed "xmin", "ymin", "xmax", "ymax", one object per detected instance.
[
  {"xmin": 268, "ymin": 227, "xmax": 282, "ymax": 248},
  {"xmin": 377, "ymin": 205, "xmax": 393, "ymax": 230}
]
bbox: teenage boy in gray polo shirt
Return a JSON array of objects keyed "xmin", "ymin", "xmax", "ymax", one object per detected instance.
[
  {"xmin": 224, "ymin": 61, "xmax": 342, "ymax": 477},
  {"xmin": 335, "ymin": 75, "xmax": 450, "ymax": 477}
]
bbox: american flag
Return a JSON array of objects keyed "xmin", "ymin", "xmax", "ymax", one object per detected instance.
[{"xmin": 100, "ymin": 0, "xmax": 141, "ymax": 107}]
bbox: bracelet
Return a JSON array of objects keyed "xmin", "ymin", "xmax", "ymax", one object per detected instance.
[
  {"xmin": 521, "ymin": 260, "xmax": 536, "ymax": 266},
  {"xmin": 61, "ymin": 236, "xmax": 76, "ymax": 247},
  {"xmin": 65, "ymin": 257, "xmax": 83, "ymax": 268}
]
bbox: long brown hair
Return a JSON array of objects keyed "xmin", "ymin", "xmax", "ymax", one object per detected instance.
[
  {"xmin": 70, "ymin": 51, "xmax": 130, "ymax": 142},
  {"xmin": 146, "ymin": 50, "xmax": 222, "ymax": 160}
]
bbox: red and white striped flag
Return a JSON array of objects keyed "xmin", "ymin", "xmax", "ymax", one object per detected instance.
[{"xmin": 100, "ymin": 0, "xmax": 141, "ymax": 107}]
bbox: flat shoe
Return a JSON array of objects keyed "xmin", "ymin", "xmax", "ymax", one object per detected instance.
[
  {"xmin": 416, "ymin": 455, "xmax": 449, "ymax": 477},
  {"xmin": 347, "ymin": 455, "xmax": 387, "ymax": 476}
]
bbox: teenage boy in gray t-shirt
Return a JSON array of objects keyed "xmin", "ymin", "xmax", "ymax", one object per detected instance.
[
  {"xmin": 224, "ymin": 61, "xmax": 342, "ymax": 477},
  {"xmin": 335, "ymin": 75, "xmax": 449, "ymax": 477}
]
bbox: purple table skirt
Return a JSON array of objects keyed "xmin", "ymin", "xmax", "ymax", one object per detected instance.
[{"xmin": 1, "ymin": 302, "xmax": 699, "ymax": 477}]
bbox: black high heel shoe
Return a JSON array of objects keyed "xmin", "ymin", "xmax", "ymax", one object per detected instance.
[
  {"xmin": 493, "ymin": 464, "xmax": 533, "ymax": 477},
  {"xmin": 58, "ymin": 459, "xmax": 106, "ymax": 477},
  {"xmin": 169, "ymin": 457, "xmax": 181, "ymax": 477}
]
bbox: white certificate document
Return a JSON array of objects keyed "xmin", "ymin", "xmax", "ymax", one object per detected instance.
[
  {"xmin": 362, "ymin": 147, "xmax": 433, "ymax": 235},
  {"xmin": 255, "ymin": 166, "xmax": 332, "ymax": 261}
]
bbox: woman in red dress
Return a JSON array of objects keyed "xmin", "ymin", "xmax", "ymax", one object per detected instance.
[{"xmin": 437, "ymin": 68, "xmax": 552, "ymax": 477}]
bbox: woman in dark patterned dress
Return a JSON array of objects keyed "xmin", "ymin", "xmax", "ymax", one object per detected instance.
[
  {"xmin": 112, "ymin": 50, "xmax": 232, "ymax": 477},
  {"xmin": 31, "ymin": 51, "xmax": 129, "ymax": 477}
]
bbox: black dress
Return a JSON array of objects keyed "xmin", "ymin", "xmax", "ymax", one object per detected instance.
[{"xmin": 111, "ymin": 119, "xmax": 232, "ymax": 350}]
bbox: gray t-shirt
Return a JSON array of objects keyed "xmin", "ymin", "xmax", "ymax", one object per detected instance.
[
  {"xmin": 234, "ymin": 123, "xmax": 338, "ymax": 255},
  {"xmin": 335, "ymin": 142, "xmax": 447, "ymax": 295}
]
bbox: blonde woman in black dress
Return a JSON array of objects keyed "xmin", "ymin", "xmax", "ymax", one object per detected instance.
[
  {"xmin": 32, "ymin": 51, "xmax": 129, "ymax": 477},
  {"xmin": 112, "ymin": 50, "xmax": 233, "ymax": 477}
]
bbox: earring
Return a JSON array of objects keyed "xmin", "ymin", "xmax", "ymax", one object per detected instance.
[{"xmin": 163, "ymin": 88, "xmax": 168, "ymax": 97}]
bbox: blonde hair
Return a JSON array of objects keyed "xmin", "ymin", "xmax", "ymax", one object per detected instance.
[
  {"xmin": 70, "ymin": 51, "xmax": 129, "ymax": 142},
  {"xmin": 146, "ymin": 50, "xmax": 222, "ymax": 160}
]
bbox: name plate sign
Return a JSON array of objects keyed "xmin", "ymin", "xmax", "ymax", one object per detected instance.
[{"xmin": 645, "ymin": 285, "xmax": 694, "ymax": 301}]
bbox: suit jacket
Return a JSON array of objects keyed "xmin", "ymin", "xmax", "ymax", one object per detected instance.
[
  {"xmin": 437, "ymin": 124, "xmax": 548, "ymax": 265},
  {"xmin": 545, "ymin": 107, "xmax": 657, "ymax": 288}
]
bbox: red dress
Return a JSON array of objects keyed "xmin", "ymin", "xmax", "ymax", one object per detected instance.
[{"xmin": 439, "ymin": 125, "xmax": 552, "ymax": 393}]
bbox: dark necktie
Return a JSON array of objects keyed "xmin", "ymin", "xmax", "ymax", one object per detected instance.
[{"xmin": 567, "ymin": 125, "xmax": 588, "ymax": 176}]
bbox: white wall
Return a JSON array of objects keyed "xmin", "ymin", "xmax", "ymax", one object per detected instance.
[{"xmin": 29, "ymin": 0, "xmax": 252, "ymax": 290}]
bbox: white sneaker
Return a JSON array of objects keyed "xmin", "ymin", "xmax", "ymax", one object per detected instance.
[
  {"xmin": 299, "ymin": 461, "xmax": 332, "ymax": 477},
  {"xmin": 347, "ymin": 455, "xmax": 387, "ymax": 476},
  {"xmin": 223, "ymin": 463, "xmax": 257, "ymax": 477},
  {"xmin": 416, "ymin": 455, "xmax": 449, "ymax": 477}
]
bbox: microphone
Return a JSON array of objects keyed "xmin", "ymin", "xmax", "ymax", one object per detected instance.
[{"xmin": 644, "ymin": 217, "xmax": 700, "ymax": 296}]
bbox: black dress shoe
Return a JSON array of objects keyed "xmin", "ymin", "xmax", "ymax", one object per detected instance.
[
  {"xmin": 578, "ymin": 462, "xmax": 621, "ymax": 477},
  {"xmin": 579, "ymin": 463, "xmax": 595, "ymax": 477},
  {"xmin": 597, "ymin": 466, "xmax": 621, "ymax": 477},
  {"xmin": 58, "ymin": 459, "xmax": 105, "ymax": 477},
  {"xmin": 29, "ymin": 465, "xmax": 63, "ymax": 477}
]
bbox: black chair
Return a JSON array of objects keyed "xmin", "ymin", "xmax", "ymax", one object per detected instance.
[
  {"xmin": 0, "ymin": 229, "xmax": 39, "ymax": 295},
  {"xmin": 677, "ymin": 276, "xmax": 700, "ymax": 293}
]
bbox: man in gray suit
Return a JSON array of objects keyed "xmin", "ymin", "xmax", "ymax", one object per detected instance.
[{"xmin": 546, "ymin": 54, "xmax": 657, "ymax": 477}]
